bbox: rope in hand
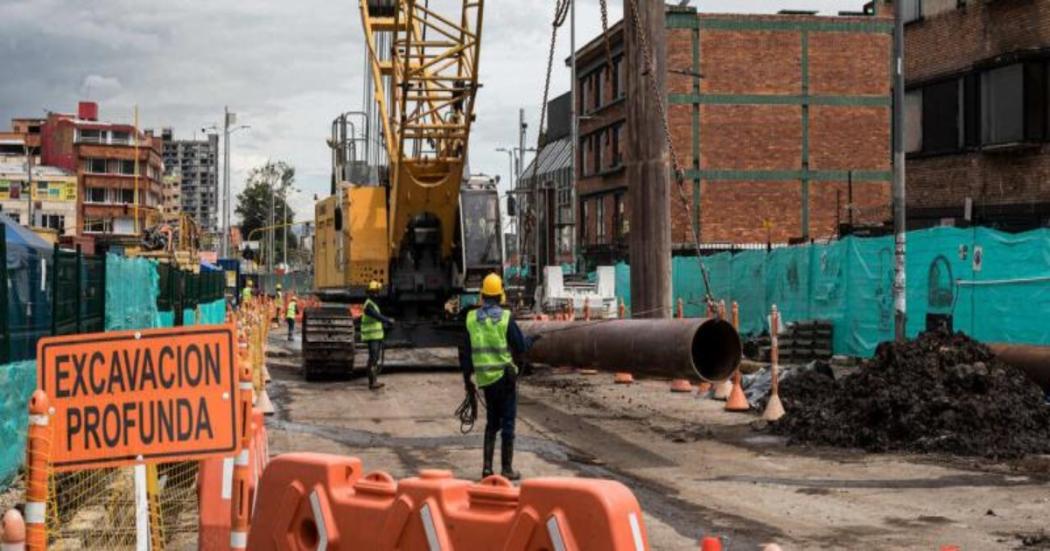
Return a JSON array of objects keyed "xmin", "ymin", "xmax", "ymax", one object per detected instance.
[{"xmin": 455, "ymin": 386, "xmax": 483, "ymax": 434}]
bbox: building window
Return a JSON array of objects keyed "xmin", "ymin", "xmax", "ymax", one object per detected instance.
[
  {"xmin": 579, "ymin": 76, "xmax": 589, "ymax": 114},
  {"xmin": 614, "ymin": 193, "xmax": 626, "ymax": 240},
  {"xmin": 83, "ymin": 218, "xmax": 112, "ymax": 233},
  {"xmin": 595, "ymin": 69, "xmax": 605, "ymax": 110},
  {"xmin": 612, "ymin": 57, "xmax": 623, "ymax": 100},
  {"xmin": 120, "ymin": 189, "xmax": 135, "ymax": 204},
  {"xmin": 7, "ymin": 213, "xmax": 19, "ymax": 224},
  {"xmin": 40, "ymin": 214, "xmax": 64, "ymax": 232},
  {"xmin": 86, "ymin": 187, "xmax": 107, "ymax": 203},
  {"xmin": 78, "ymin": 129, "xmax": 102, "ymax": 143},
  {"xmin": 595, "ymin": 197, "xmax": 606, "ymax": 243},
  {"xmin": 902, "ymin": 0, "xmax": 921, "ymax": 23},
  {"xmin": 580, "ymin": 136, "xmax": 590, "ymax": 177},
  {"xmin": 580, "ymin": 200, "xmax": 590, "ymax": 243},
  {"xmin": 921, "ymin": 79, "xmax": 961, "ymax": 154},
  {"xmin": 612, "ymin": 124, "xmax": 623, "ymax": 167},
  {"xmin": 86, "ymin": 158, "xmax": 107, "ymax": 173},
  {"xmin": 981, "ymin": 63, "xmax": 1025, "ymax": 145},
  {"xmin": 118, "ymin": 160, "xmax": 136, "ymax": 175},
  {"xmin": 593, "ymin": 130, "xmax": 603, "ymax": 173},
  {"xmin": 904, "ymin": 89, "xmax": 923, "ymax": 154},
  {"xmin": 110, "ymin": 130, "xmax": 131, "ymax": 145}
]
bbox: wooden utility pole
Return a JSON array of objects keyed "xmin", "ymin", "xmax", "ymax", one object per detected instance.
[{"xmin": 625, "ymin": 0, "xmax": 672, "ymax": 318}]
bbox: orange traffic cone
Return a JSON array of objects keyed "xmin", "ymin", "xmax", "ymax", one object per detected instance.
[
  {"xmin": 696, "ymin": 381, "xmax": 712, "ymax": 396},
  {"xmin": 725, "ymin": 370, "xmax": 749, "ymax": 412},
  {"xmin": 256, "ymin": 388, "xmax": 276, "ymax": 416},
  {"xmin": 670, "ymin": 379, "xmax": 693, "ymax": 393},
  {"xmin": 700, "ymin": 536, "xmax": 723, "ymax": 551},
  {"xmin": 614, "ymin": 372, "xmax": 634, "ymax": 384},
  {"xmin": 940, "ymin": 546, "xmax": 960, "ymax": 551}
]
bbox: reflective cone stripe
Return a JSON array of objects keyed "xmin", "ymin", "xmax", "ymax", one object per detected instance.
[
  {"xmin": 230, "ymin": 367, "xmax": 254, "ymax": 550},
  {"xmin": 25, "ymin": 391, "xmax": 50, "ymax": 551}
]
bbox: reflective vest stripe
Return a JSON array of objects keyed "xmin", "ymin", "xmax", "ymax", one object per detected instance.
[{"xmin": 361, "ymin": 299, "xmax": 384, "ymax": 341}]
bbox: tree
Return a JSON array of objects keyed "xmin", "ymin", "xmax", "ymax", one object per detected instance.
[{"xmin": 235, "ymin": 161, "xmax": 298, "ymax": 266}]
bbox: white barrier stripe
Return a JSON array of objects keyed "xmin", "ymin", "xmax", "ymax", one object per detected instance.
[
  {"xmin": 221, "ymin": 457, "xmax": 235, "ymax": 500},
  {"xmin": 28, "ymin": 414, "xmax": 48, "ymax": 427},
  {"xmin": 238, "ymin": 382, "xmax": 254, "ymax": 390},
  {"xmin": 229, "ymin": 530, "xmax": 247, "ymax": 549},
  {"xmin": 309, "ymin": 491, "xmax": 329, "ymax": 551},
  {"xmin": 628, "ymin": 513, "xmax": 645, "ymax": 551},
  {"xmin": 1, "ymin": 542, "xmax": 27, "ymax": 551},
  {"xmin": 235, "ymin": 449, "xmax": 250, "ymax": 466},
  {"xmin": 24, "ymin": 501, "xmax": 45, "ymax": 524},
  {"xmin": 546, "ymin": 516, "xmax": 567, "ymax": 551},
  {"xmin": 420, "ymin": 504, "xmax": 441, "ymax": 551}
]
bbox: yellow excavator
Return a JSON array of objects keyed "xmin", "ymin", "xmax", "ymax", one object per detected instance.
[{"xmin": 304, "ymin": 0, "xmax": 502, "ymax": 379}]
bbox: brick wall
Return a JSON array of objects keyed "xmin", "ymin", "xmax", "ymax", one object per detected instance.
[
  {"xmin": 905, "ymin": 1, "xmax": 1050, "ymax": 229},
  {"xmin": 574, "ymin": 10, "xmax": 893, "ymax": 267}
]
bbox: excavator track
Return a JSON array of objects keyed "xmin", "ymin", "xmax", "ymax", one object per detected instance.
[{"xmin": 301, "ymin": 306, "xmax": 356, "ymax": 381}]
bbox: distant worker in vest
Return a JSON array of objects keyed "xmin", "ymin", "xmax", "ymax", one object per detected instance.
[
  {"xmin": 241, "ymin": 279, "xmax": 253, "ymax": 305},
  {"xmin": 462, "ymin": 273, "xmax": 539, "ymax": 481},
  {"xmin": 362, "ymin": 280, "xmax": 395, "ymax": 390},
  {"xmin": 286, "ymin": 295, "xmax": 298, "ymax": 341},
  {"xmin": 275, "ymin": 283, "xmax": 284, "ymax": 327}
]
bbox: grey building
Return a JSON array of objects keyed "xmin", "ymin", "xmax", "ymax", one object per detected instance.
[
  {"xmin": 519, "ymin": 91, "xmax": 574, "ymax": 273},
  {"xmin": 161, "ymin": 129, "xmax": 219, "ymax": 231}
]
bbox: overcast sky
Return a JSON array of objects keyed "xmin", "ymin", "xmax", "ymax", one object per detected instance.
[{"xmin": 0, "ymin": 0, "xmax": 862, "ymax": 223}]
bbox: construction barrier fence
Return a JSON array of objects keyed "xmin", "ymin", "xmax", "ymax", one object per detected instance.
[
  {"xmin": 254, "ymin": 270, "xmax": 312, "ymax": 296},
  {"xmin": 614, "ymin": 226, "xmax": 1050, "ymax": 357}
]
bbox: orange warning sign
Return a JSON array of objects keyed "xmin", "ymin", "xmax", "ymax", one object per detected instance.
[{"xmin": 37, "ymin": 324, "xmax": 240, "ymax": 470}]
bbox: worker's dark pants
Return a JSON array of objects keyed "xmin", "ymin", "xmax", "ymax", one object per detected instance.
[
  {"xmin": 482, "ymin": 374, "xmax": 517, "ymax": 443},
  {"xmin": 286, "ymin": 318, "xmax": 294, "ymax": 340},
  {"xmin": 366, "ymin": 340, "xmax": 384, "ymax": 385}
]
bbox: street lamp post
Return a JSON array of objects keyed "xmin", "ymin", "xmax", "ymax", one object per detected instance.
[{"xmin": 212, "ymin": 108, "xmax": 249, "ymax": 258}]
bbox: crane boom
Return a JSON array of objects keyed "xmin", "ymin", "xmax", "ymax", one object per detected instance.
[{"xmin": 360, "ymin": 0, "xmax": 485, "ymax": 258}]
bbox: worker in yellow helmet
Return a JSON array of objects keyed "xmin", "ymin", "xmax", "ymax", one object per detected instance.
[
  {"xmin": 461, "ymin": 273, "xmax": 539, "ymax": 480},
  {"xmin": 361, "ymin": 280, "xmax": 395, "ymax": 390}
]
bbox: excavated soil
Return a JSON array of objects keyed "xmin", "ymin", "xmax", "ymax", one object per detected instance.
[{"xmin": 773, "ymin": 330, "xmax": 1050, "ymax": 458}]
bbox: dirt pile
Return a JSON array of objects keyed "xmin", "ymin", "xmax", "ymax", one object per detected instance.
[{"xmin": 773, "ymin": 330, "xmax": 1050, "ymax": 458}]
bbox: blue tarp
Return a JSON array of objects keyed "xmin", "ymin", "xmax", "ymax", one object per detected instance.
[{"xmin": 611, "ymin": 227, "xmax": 1050, "ymax": 357}]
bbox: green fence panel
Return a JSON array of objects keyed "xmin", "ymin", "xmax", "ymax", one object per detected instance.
[
  {"xmin": 728, "ymin": 250, "xmax": 767, "ymax": 335},
  {"xmin": 105, "ymin": 255, "xmax": 161, "ymax": 331},
  {"xmin": 0, "ymin": 360, "xmax": 36, "ymax": 486},
  {"xmin": 963, "ymin": 228, "xmax": 1050, "ymax": 344}
]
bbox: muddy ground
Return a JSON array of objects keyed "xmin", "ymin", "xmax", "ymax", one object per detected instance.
[{"xmin": 264, "ymin": 333, "xmax": 1050, "ymax": 550}]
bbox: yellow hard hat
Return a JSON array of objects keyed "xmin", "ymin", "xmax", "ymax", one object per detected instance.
[
  {"xmin": 367, "ymin": 280, "xmax": 382, "ymax": 292},
  {"xmin": 246, "ymin": 280, "xmax": 253, "ymax": 287},
  {"xmin": 481, "ymin": 273, "xmax": 503, "ymax": 297},
  {"xmin": 276, "ymin": 283, "xmax": 282, "ymax": 290}
]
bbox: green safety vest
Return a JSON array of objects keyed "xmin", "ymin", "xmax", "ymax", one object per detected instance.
[
  {"xmin": 361, "ymin": 298, "xmax": 384, "ymax": 341},
  {"xmin": 466, "ymin": 309, "xmax": 516, "ymax": 388},
  {"xmin": 241, "ymin": 287, "xmax": 252, "ymax": 302},
  {"xmin": 286, "ymin": 302, "xmax": 297, "ymax": 320}
]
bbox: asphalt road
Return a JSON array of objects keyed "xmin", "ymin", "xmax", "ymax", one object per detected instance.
[{"xmin": 265, "ymin": 332, "xmax": 1050, "ymax": 550}]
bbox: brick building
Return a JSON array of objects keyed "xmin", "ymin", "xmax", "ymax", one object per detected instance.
[
  {"xmin": 39, "ymin": 102, "xmax": 164, "ymax": 244},
  {"xmin": 573, "ymin": 7, "xmax": 893, "ymax": 267},
  {"xmin": 903, "ymin": 0, "xmax": 1050, "ymax": 230}
]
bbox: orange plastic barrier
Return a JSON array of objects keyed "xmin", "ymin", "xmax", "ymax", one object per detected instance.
[
  {"xmin": 247, "ymin": 453, "xmax": 650, "ymax": 550},
  {"xmin": 198, "ymin": 409, "xmax": 269, "ymax": 551}
]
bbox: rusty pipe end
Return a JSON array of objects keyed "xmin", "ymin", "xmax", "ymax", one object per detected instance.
[{"xmin": 693, "ymin": 318, "xmax": 742, "ymax": 382}]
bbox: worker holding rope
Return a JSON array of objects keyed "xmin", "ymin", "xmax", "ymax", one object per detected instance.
[{"xmin": 461, "ymin": 273, "xmax": 539, "ymax": 481}]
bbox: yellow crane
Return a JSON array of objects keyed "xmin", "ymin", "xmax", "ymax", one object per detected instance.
[{"xmin": 305, "ymin": 0, "xmax": 502, "ymax": 379}]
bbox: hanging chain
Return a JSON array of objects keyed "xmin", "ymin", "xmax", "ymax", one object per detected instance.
[
  {"xmin": 623, "ymin": 0, "xmax": 717, "ymax": 314},
  {"xmin": 598, "ymin": 0, "xmax": 615, "ymax": 71}
]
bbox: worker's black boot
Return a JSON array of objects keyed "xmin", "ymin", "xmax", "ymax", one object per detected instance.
[
  {"xmin": 482, "ymin": 431, "xmax": 496, "ymax": 479},
  {"xmin": 500, "ymin": 438, "xmax": 520, "ymax": 481},
  {"xmin": 367, "ymin": 364, "xmax": 384, "ymax": 390}
]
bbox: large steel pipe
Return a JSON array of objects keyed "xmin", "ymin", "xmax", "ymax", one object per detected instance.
[
  {"xmin": 518, "ymin": 318, "xmax": 741, "ymax": 382},
  {"xmin": 988, "ymin": 343, "xmax": 1050, "ymax": 391}
]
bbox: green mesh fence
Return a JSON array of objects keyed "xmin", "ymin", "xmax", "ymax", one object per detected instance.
[
  {"xmin": 612, "ymin": 226, "xmax": 1050, "ymax": 357},
  {"xmin": 105, "ymin": 255, "xmax": 160, "ymax": 331},
  {"xmin": 0, "ymin": 360, "xmax": 35, "ymax": 486}
]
